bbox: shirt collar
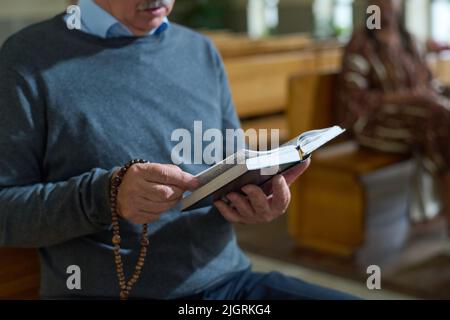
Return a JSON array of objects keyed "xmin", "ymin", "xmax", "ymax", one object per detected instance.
[{"xmin": 78, "ymin": 0, "xmax": 170, "ymax": 39}]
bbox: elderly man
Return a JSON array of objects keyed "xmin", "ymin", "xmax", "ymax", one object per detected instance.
[{"xmin": 0, "ymin": 0, "xmax": 353, "ymax": 299}]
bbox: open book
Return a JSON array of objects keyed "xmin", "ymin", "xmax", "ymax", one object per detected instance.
[{"xmin": 181, "ymin": 126, "xmax": 345, "ymax": 211}]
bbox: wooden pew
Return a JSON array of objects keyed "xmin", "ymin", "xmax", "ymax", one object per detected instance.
[
  {"xmin": 223, "ymin": 51, "xmax": 317, "ymax": 143},
  {"xmin": 209, "ymin": 32, "xmax": 313, "ymax": 59},
  {"xmin": 287, "ymin": 72, "xmax": 414, "ymax": 257},
  {"xmin": 225, "ymin": 51, "xmax": 317, "ymax": 119},
  {"xmin": 223, "ymin": 43, "xmax": 344, "ymax": 143},
  {"xmin": 0, "ymin": 248, "xmax": 40, "ymax": 299}
]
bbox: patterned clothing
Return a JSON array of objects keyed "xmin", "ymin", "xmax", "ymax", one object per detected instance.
[{"xmin": 338, "ymin": 30, "xmax": 450, "ymax": 174}]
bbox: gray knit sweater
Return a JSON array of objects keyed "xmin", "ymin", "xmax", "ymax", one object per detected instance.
[{"xmin": 0, "ymin": 14, "xmax": 249, "ymax": 299}]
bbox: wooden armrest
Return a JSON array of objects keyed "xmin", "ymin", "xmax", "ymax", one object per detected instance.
[
  {"xmin": 0, "ymin": 248, "xmax": 40, "ymax": 300},
  {"xmin": 312, "ymin": 141, "xmax": 410, "ymax": 174}
]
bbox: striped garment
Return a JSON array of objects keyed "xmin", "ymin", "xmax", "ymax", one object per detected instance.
[{"xmin": 338, "ymin": 29, "xmax": 450, "ymax": 174}]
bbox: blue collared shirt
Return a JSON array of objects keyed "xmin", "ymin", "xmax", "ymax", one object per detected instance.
[{"xmin": 71, "ymin": 0, "xmax": 169, "ymax": 38}]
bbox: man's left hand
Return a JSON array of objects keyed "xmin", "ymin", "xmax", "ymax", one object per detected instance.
[{"xmin": 214, "ymin": 159, "xmax": 310, "ymax": 225}]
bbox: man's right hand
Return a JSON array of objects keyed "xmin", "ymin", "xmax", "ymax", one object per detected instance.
[{"xmin": 114, "ymin": 163, "xmax": 198, "ymax": 224}]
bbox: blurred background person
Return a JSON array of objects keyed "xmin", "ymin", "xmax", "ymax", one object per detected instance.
[{"xmin": 337, "ymin": 0, "xmax": 450, "ymax": 235}]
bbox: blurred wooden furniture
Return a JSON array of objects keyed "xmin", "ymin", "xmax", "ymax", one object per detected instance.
[
  {"xmin": 218, "ymin": 36, "xmax": 343, "ymax": 143},
  {"xmin": 226, "ymin": 51, "xmax": 316, "ymax": 119},
  {"xmin": 287, "ymin": 72, "xmax": 413, "ymax": 257},
  {"xmin": 0, "ymin": 248, "xmax": 40, "ymax": 299},
  {"xmin": 223, "ymin": 42, "xmax": 343, "ymax": 119},
  {"xmin": 208, "ymin": 32, "xmax": 313, "ymax": 59}
]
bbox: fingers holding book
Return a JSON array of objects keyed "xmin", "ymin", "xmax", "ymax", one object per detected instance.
[
  {"xmin": 281, "ymin": 158, "xmax": 311, "ymax": 186},
  {"xmin": 214, "ymin": 159, "xmax": 310, "ymax": 225},
  {"xmin": 114, "ymin": 163, "xmax": 199, "ymax": 224}
]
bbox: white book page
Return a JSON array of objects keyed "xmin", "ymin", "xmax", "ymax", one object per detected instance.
[
  {"xmin": 246, "ymin": 146, "xmax": 300, "ymax": 170},
  {"xmin": 299, "ymin": 126, "xmax": 345, "ymax": 155}
]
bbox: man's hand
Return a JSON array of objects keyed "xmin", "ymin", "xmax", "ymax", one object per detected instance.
[
  {"xmin": 214, "ymin": 159, "xmax": 310, "ymax": 225},
  {"xmin": 115, "ymin": 163, "xmax": 198, "ymax": 224}
]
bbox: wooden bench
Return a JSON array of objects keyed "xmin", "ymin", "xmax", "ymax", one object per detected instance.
[
  {"xmin": 223, "ymin": 43, "xmax": 344, "ymax": 143},
  {"xmin": 209, "ymin": 32, "xmax": 313, "ymax": 59},
  {"xmin": 225, "ymin": 51, "xmax": 317, "ymax": 119},
  {"xmin": 287, "ymin": 72, "xmax": 414, "ymax": 257},
  {"xmin": 0, "ymin": 248, "xmax": 40, "ymax": 299}
]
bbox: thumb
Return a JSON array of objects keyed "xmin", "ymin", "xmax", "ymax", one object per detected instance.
[{"xmin": 282, "ymin": 158, "xmax": 311, "ymax": 186}]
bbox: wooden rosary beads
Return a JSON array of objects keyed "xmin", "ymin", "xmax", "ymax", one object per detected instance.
[{"xmin": 109, "ymin": 159, "xmax": 150, "ymax": 300}]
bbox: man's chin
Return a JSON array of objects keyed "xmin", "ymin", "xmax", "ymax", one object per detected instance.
[{"xmin": 133, "ymin": 18, "xmax": 165, "ymax": 33}]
